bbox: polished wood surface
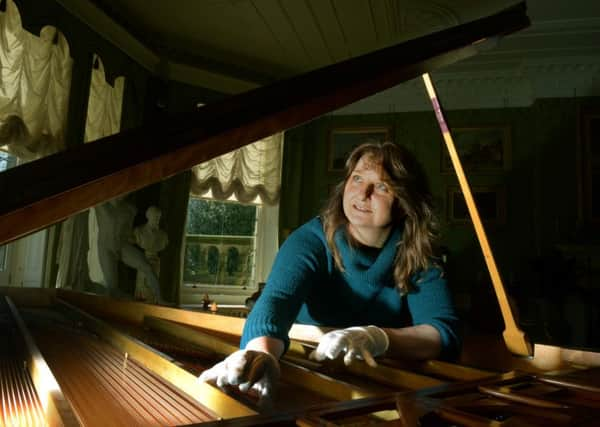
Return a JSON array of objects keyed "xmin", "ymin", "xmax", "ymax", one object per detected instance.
[
  {"xmin": 292, "ymin": 371, "xmax": 600, "ymax": 426},
  {"xmin": 0, "ymin": 346, "xmax": 48, "ymax": 427},
  {"xmin": 1, "ymin": 298, "xmax": 50, "ymax": 427},
  {"xmin": 54, "ymin": 289, "xmax": 333, "ymax": 345},
  {"xmin": 55, "ymin": 299, "xmax": 257, "ymax": 420},
  {"xmin": 4, "ymin": 296, "xmax": 79, "ymax": 427},
  {"xmin": 27, "ymin": 310, "xmax": 216, "ymax": 426},
  {"xmin": 2, "ymin": 288, "xmax": 600, "ymax": 425},
  {"xmin": 459, "ymin": 334, "xmax": 600, "ymax": 373},
  {"xmin": 6, "ymin": 2, "xmax": 600, "ymax": 424}
]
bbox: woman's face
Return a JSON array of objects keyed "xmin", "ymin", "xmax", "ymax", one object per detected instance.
[{"xmin": 343, "ymin": 154, "xmax": 395, "ymax": 246}]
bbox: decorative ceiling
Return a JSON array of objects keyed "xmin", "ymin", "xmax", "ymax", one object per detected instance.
[
  {"xmin": 82, "ymin": 0, "xmax": 519, "ymax": 79},
  {"xmin": 55, "ymin": 0, "xmax": 600, "ymax": 102}
]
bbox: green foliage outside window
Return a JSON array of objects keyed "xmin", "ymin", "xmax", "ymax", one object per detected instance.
[
  {"xmin": 184, "ymin": 197, "xmax": 258, "ymax": 286},
  {"xmin": 186, "ymin": 198, "xmax": 256, "ymax": 236}
]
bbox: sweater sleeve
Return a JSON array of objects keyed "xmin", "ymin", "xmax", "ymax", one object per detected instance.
[
  {"xmin": 406, "ymin": 266, "xmax": 462, "ymax": 360},
  {"xmin": 240, "ymin": 220, "xmax": 327, "ymax": 352}
]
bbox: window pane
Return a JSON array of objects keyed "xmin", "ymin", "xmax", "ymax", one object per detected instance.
[
  {"xmin": 184, "ymin": 198, "xmax": 258, "ymax": 286},
  {"xmin": 0, "ymin": 151, "xmax": 17, "ymax": 270},
  {"xmin": 0, "ymin": 245, "xmax": 6, "ymax": 271},
  {"xmin": 0, "ymin": 151, "xmax": 17, "ymax": 171},
  {"xmin": 186, "ymin": 198, "xmax": 256, "ymax": 235}
]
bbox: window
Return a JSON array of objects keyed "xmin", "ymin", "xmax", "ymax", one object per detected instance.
[
  {"xmin": 183, "ymin": 195, "xmax": 260, "ymax": 288},
  {"xmin": 0, "ymin": 151, "xmax": 17, "ymax": 271},
  {"xmin": 183, "ymin": 131, "xmax": 282, "ymax": 302},
  {"xmin": 0, "ymin": 245, "xmax": 5, "ymax": 272},
  {"xmin": 0, "ymin": 150, "xmax": 17, "ymax": 171},
  {"xmin": 84, "ymin": 55, "xmax": 125, "ymax": 143}
]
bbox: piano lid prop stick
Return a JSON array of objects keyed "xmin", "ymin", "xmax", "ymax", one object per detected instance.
[{"xmin": 421, "ymin": 73, "xmax": 533, "ymax": 357}]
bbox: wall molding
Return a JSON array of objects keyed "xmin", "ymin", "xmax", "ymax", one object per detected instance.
[
  {"xmin": 333, "ymin": 55, "xmax": 600, "ymax": 114},
  {"xmin": 54, "ymin": 0, "xmax": 260, "ymax": 94},
  {"xmin": 51, "ymin": 1, "xmax": 600, "ymax": 98}
]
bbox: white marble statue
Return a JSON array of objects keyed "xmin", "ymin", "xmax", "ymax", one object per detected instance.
[
  {"xmin": 87, "ymin": 198, "xmax": 166, "ymax": 304},
  {"xmin": 133, "ymin": 206, "xmax": 169, "ymax": 302}
]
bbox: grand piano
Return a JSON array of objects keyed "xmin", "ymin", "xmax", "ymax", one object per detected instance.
[{"xmin": 1, "ymin": 2, "xmax": 600, "ymax": 426}]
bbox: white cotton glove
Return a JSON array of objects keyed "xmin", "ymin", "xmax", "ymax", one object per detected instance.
[
  {"xmin": 310, "ymin": 325, "xmax": 389, "ymax": 367},
  {"xmin": 198, "ymin": 349, "xmax": 280, "ymax": 401}
]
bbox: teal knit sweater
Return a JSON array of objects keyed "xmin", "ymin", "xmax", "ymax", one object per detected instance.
[{"xmin": 241, "ymin": 217, "xmax": 461, "ymax": 360}]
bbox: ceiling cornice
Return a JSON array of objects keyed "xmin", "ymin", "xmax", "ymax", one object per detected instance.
[
  {"xmin": 331, "ymin": 14, "xmax": 600, "ymax": 114},
  {"xmin": 333, "ymin": 57, "xmax": 600, "ymax": 114},
  {"xmin": 51, "ymin": 1, "xmax": 600, "ymax": 100},
  {"xmin": 522, "ymin": 17, "xmax": 600, "ymax": 34},
  {"xmin": 54, "ymin": 0, "xmax": 158, "ymax": 70},
  {"xmin": 54, "ymin": 0, "xmax": 260, "ymax": 94}
]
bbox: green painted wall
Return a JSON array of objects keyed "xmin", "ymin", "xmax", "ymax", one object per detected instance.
[
  {"xmin": 281, "ymin": 97, "xmax": 600, "ymax": 349},
  {"xmin": 18, "ymin": 0, "xmax": 600, "ymax": 347}
]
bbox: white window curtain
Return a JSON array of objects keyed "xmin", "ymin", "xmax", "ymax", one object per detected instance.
[
  {"xmin": 56, "ymin": 56, "xmax": 124, "ymax": 289},
  {"xmin": 0, "ymin": 0, "xmax": 71, "ymax": 162},
  {"xmin": 84, "ymin": 55, "xmax": 125, "ymax": 142},
  {"xmin": 190, "ymin": 133, "xmax": 283, "ymax": 205}
]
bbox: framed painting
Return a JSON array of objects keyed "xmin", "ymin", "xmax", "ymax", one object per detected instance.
[
  {"xmin": 441, "ymin": 126, "xmax": 511, "ymax": 174},
  {"xmin": 447, "ymin": 185, "xmax": 506, "ymax": 225},
  {"xmin": 328, "ymin": 126, "xmax": 392, "ymax": 172}
]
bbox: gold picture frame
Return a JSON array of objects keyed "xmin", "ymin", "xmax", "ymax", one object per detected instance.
[{"xmin": 441, "ymin": 126, "xmax": 511, "ymax": 174}]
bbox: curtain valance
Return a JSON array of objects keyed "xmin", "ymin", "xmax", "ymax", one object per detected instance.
[{"xmin": 190, "ymin": 133, "xmax": 283, "ymax": 205}]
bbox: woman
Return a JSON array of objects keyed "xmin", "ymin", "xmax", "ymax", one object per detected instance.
[{"xmin": 199, "ymin": 142, "xmax": 460, "ymax": 401}]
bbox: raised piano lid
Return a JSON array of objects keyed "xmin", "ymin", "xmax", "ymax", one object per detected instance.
[{"xmin": 0, "ymin": 2, "xmax": 529, "ymax": 246}]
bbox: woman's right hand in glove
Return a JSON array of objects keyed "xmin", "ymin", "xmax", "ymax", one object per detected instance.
[{"xmin": 198, "ymin": 349, "xmax": 280, "ymax": 400}]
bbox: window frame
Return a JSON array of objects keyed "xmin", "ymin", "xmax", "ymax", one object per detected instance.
[
  {"xmin": 0, "ymin": 150, "xmax": 47, "ymax": 287},
  {"xmin": 0, "ymin": 150, "xmax": 16, "ymax": 276},
  {"xmin": 182, "ymin": 194, "xmax": 278, "ymax": 300}
]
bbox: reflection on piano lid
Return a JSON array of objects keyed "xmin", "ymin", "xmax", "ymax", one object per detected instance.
[{"xmin": 0, "ymin": 3, "xmax": 529, "ymax": 247}]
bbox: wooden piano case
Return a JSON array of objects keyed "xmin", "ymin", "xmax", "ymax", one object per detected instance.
[{"xmin": 3, "ymin": 3, "xmax": 599, "ymax": 426}]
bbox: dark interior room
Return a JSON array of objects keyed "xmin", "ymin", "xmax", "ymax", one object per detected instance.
[{"xmin": 1, "ymin": 0, "xmax": 600, "ymax": 425}]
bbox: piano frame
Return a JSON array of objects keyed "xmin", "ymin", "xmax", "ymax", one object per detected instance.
[{"xmin": 2, "ymin": 2, "xmax": 600, "ymax": 425}]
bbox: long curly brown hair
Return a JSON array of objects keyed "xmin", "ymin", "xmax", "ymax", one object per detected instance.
[{"xmin": 321, "ymin": 142, "xmax": 439, "ymax": 293}]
